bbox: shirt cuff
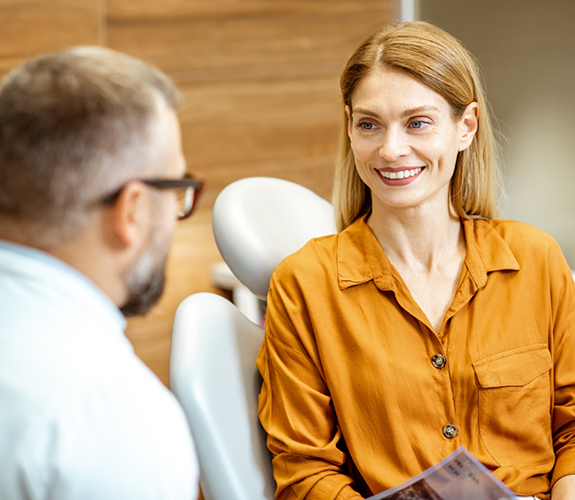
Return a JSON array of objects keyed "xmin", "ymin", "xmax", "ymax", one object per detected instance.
[
  {"xmin": 307, "ymin": 474, "xmax": 365, "ymax": 500},
  {"xmin": 552, "ymin": 447, "xmax": 575, "ymax": 488}
]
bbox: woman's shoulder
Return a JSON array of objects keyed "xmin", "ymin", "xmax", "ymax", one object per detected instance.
[
  {"xmin": 275, "ymin": 217, "xmax": 371, "ymax": 280},
  {"xmin": 480, "ymin": 218, "xmax": 556, "ymax": 242},
  {"xmin": 276, "ymin": 233, "xmax": 340, "ymax": 277},
  {"xmin": 476, "ymin": 218, "xmax": 563, "ymax": 257}
]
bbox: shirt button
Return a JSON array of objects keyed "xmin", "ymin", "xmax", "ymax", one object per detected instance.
[
  {"xmin": 431, "ymin": 354, "xmax": 446, "ymax": 369},
  {"xmin": 443, "ymin": 424, "xmax": 458, "ymax": 439}
]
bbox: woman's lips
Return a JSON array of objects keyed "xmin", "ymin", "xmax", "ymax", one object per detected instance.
[{"xmin": 376, "ymin": 167, "xmax": 424, "ymax": 186}]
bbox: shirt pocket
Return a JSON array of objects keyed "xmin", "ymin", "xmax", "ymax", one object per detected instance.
[{"xmin": 472, "ymin": 344, "xmax": 554, "ymax": 467}]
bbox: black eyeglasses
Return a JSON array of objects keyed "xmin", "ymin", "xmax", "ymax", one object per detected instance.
[{"xmin": 102, "ymin": 173, "xmax": 204, "ymax": 220}]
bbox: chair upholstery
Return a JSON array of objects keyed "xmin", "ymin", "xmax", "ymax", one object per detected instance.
[
  {"xmin": 170, "ymin": 292, "xmax": 275, "ymax": 500},
  {"xmin": 212, "ymin": 176, "xmax": 337, "ymax": 298}
]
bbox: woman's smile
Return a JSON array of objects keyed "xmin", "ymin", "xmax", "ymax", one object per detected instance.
[{"xmin": 377, "ymin": 167, "xmax": 424, "ymax": 185}]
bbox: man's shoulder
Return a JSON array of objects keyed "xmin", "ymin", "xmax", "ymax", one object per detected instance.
[
  {"xmin": 0, "ymin": 360, "xmax": 197, "ymax": 500},
  {"xmin": 0, "ymin": 314, "xmax": 184, "ymax": 432},
  {"xmin": 0, "ymin": 284, "xmax": 197, "ymax": 500}
]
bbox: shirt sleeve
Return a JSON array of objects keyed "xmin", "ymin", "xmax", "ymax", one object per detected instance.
[
  {"xmin": 257, "ymin": 261, "xmax": 364, "ymax": 500},
  {"xmin": 549, "ymin": 243, "xmax": 575, "ymax": 487}
]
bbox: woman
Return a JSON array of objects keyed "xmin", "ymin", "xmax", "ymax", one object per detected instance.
[{"xmin": 256, "ymin": 22, "xmax": 575, "ymax": 500}]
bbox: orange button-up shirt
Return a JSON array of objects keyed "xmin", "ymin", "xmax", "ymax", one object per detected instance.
[{"xmin": 257, "ymin": 217, "xmax": 575, "ymax": 500}]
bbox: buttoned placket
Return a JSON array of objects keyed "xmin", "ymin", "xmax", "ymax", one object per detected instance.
[{"xmin": 377, "ymin": 250, "xmax": 486, "ymax": 445}]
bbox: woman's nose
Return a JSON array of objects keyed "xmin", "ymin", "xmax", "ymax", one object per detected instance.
[{"xmin": 379, "ymin": 128, "xmax": 410, "ymax": 161}]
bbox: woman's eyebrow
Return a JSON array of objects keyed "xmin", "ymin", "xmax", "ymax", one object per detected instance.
[
  {"xmin": 351, "ymin": 107, "xmax": 379, "ymax": 118},
  {"xmin": 401, "ymin": 106, "xmax": 440, "ymax": 117},
  {"xmin": 352, "ymin": 105, "xmax": 441, "ymax": 118}
]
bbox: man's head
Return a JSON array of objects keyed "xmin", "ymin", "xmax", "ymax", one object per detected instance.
[
  {"xmin": 0, "ymin": 46, "xmax": 181, "ymax": 247},
  {"xmin": 0, "ymin": 46, "xmax": 191, "ymax": 315}
]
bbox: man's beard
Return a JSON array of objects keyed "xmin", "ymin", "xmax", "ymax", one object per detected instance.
[
  {"xmin": 120, "ymin": 252, "xmax": 167, "ymax": 317},
  {"xmin": 120, "ymin": 219, "xmax": 170, "ymax": 317}
]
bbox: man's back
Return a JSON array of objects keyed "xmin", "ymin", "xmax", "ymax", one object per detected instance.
[{"xmin": 0, "ymin": 241, "xmax": 198, "ymax": 499}]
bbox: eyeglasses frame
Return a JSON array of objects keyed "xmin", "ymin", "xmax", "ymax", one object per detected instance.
[{"xmin": 102, "ymin": 173, "xmax": 204, "ymax": 220}]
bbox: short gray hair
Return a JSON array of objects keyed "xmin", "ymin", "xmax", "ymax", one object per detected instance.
[{"xmin": 0, "ymin": 46, "xmax": 181, "ymax": 248}]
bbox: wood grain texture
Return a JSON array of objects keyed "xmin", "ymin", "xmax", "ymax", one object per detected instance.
[
  {"xmin": 0, "ymin": 0, "xmax": 102, "ymax": 78},
  {"xmin": 178, "ymin": 77, "xmax": 340, "ymax": 194},
  {"xmin": 107, "ymin": 4, "xmax": 394, "ymax": 84},
  {"xmin": 107, "ymin": 0, "xmax": 395, "ymax": 20},
  {"xmin": 111, "ymin": 0, "xmax": 396, "ymax": 386}
]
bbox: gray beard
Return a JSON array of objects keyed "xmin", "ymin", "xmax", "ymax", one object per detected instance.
[
  {"xmin": 120, "ymin": 191, "xmax": 173, "ymax": 318},
  {"xmin": 120, "ymin": 252, "xmax": 167, "ymax": 317},
  {"xmin": 120, "ymin": 213, "xmax": 170, "ymax": 318}
]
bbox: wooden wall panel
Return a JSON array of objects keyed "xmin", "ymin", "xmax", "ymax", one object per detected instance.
[
  {"xmin": 177, "ymin": 77, "xmax": 340, "ymax": 200},
  {"xmin": 110, "ymin": 0, "xmax": 396, "ymax": 386},
  {"xmin": 107, "ymin": 3, "xmax": 391, "ymax": 82},
  {"xmin": 0, "ymin": 0, "xmax": 102, "ymax": 78},
  {"xmin": 107, "ymin": 0, "xmax": 394, "ymax": 20}
]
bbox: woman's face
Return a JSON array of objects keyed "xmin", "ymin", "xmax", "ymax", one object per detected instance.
[{"xmin": 347, "ymin": 66, "xmax": 477, "ymax": 215}]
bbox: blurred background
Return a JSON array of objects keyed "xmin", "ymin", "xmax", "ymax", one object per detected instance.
[
  {"xmin": 420, "ymin": 0, "xmax": 575, "ymax": 270},
  {"xmin": 1, "ymin": 0, "xmax": 573, "ymax": 387}
]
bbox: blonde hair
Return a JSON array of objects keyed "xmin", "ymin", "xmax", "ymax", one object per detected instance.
[{"xmin": 333, "ymin": 22, "xmax": 499, "ymax": 231}]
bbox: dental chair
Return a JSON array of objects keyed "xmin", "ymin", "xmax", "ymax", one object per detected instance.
[{"xmin": 170, "ymin": 177, "xmax": 336, "ymax": 500}]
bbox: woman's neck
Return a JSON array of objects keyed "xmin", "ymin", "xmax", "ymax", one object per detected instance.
[{"xmin": 367, "ymin": 198, "xmax": 464, "ymax": 273}]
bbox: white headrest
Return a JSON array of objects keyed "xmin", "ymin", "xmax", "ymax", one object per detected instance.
[{"xmin": 213, "ymin": 177, "xmax": 337, "ymax": 298}]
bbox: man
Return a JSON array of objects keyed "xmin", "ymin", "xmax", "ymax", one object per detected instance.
[{"xmin": 0, "ymin": 47, "xmax": 202, "ymax": 499}]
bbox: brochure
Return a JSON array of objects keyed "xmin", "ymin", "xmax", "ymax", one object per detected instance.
[{"xmin": 366, "ymin": 446, "xmax": 515, "ymax": 500}]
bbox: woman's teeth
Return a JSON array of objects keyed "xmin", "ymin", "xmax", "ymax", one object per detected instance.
[{"xmin": 379, "ymin": 167, "xmax": 422, "ymax": 180}]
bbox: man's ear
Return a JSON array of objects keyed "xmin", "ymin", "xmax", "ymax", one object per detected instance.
[
  {"xmin": 105, "ymin": 181, "xmax": 147, "ymax": 251},
  {"xmin": 458, "ymin": 102, "xmax": 479, "ymax": 152}
]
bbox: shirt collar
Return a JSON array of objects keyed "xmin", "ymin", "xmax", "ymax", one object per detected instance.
[
  {"xmin": 337, "ymin": 216, "xmax": 520, "ymax": 291},
  {"xmin": 461, "ymin": 218, "xmax": 520, "ymax": 287},
  {"xmin": 0, "ymin": 239, "xmax": 127, "ymax": 333}
]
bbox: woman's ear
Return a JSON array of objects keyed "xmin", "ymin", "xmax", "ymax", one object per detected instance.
[
  {"xmin": 345, "ymin": 105, "xmax": 353, "ymax": 139},
  {"xmin": 458, "ymin": 102, "xmax": 479, "ymax": 152},
  {"xmin": 105, "ymin": 181, "xmax": 147, "ymax": 251}
]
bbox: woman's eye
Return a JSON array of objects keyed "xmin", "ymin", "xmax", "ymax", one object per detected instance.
[
  {"xmin": 410, "ymin": 120, "xmax": 430, "ymax": 130},
  {"xmin": 358, "ymin": 121, "xmax": 375, "ymax": 131}
]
